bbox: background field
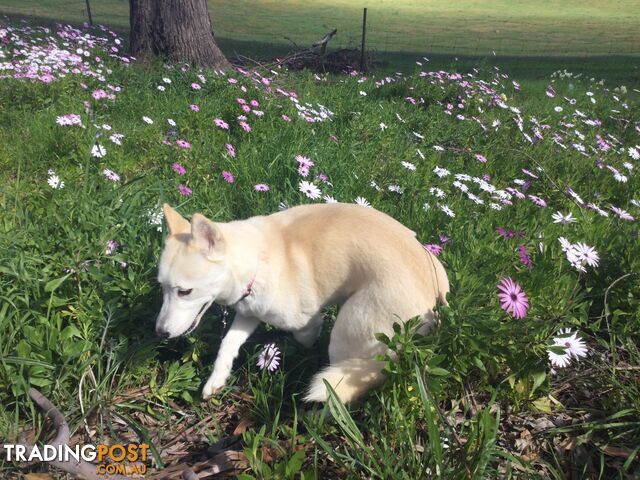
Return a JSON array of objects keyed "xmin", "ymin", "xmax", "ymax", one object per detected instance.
[{"xmin": 1, "ymin": 0, "xmax": 640, "ymax": 80}]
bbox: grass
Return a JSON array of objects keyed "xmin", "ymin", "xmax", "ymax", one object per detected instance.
[
  {"xmin": 1, "ymin": 21, "xmax": 640, "ymax": 479},
  {"xmin": 1, "ymin": 0, "xmax": 640, "ymax": 80}
]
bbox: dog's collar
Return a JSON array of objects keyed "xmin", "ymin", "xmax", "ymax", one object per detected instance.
[
  {"xmin": 230, "ymin": 263, "xmax": 258, "ymax": 306},
  {"xmin": 236, "ymin": 277, "xmax": 255, "ymax": 303}
]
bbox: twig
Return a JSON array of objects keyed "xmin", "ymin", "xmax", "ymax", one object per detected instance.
[
  {"xmin": 21, "ymin": 388, "xmax": 129, "ymax": 480},
  {"xmin": 163, "ymin": 415, "xmax": 213, "ymax": 450}
]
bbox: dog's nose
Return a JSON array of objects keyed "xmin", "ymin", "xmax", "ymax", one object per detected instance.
[{"xmin": 156, "ymin": 327, "xmax": 170, "ymax": 339}]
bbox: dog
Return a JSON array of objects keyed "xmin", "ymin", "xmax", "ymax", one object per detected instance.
[{"xmin": 155, "ymin": 203, "xmax": 449, "ymax": 403}]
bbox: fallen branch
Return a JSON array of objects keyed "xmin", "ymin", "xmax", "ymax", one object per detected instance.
[
  {"xmin": 3, "ymin": 388, "xmax": 130, "ymax": 480},
  {"xmin": 147, "ymin": 450, "xmax": 247, "ymax": 480}
]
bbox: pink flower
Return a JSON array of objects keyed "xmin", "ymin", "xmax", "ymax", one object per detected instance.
[
  {"xmin": 250, "ymin": 99, "xmax": 259, "ymax": 107},
  {"xmin": 518, "ymin": 244, "xmax": 532, "ymax": 268},
  {"xmin": 171, "ymin": 162, "xmax": 186, "ymax": 175},
  {"xmin": 496, "ymin": 227, "xmax": 525, "ymax": 238},
  {"xmin": 178, "ymin": 184, "xmax": 192, "ymax": 196},
  {"xmin": 190, "ymin": 104, "xmax": 200, "ymax": 112},
  {"xmin": 191, "ymin": 82, "xmax": 201, "ymax": 90},
  {"xmin": 226, "ymin": 143, "xmax": 236, "ymax": 158},
  {"xmin": 214, "ymin": 118, "xmax": 229, "ymax": 130},
  {"xmin": 254, "ymin": 183, "xmax": 270, "ymax": 192},
  {"xmin": 496, "ymin": 277, "xmax": 529, "ymax": 319},
  {"xmin": 92, "ymin": 89, "xmax": 108, "ymax": 100},
  {"xmin": 295, "ymin": 155, "xmax": 314, "ymax": 168},
  {"xmin": 242, "ymin": 105, "xmax": 251, "ymax": 113},
  {"xmin": 422, "ymin": 244, "xmax": 443, "ymax": 255},
  {"xmin": 239, "ymin": 121, "xmax": 251, "ymax": 132},
  {"xmin": 475, "ymin": 154, "xmax": 487, "ymax": 163},
  {"xmin": 236, "ymin": 98, "xmax": 246, "ymax": 104},
  {"xmin": 298, "ymin": 165, "xmax": 310, "ymax": 177},
  {"xmin": 282, "ymin": 115, "xmax": 291, "ymax": 122},
  {"xmin": 105, "ymin": 240, "xmax": 119, "ymax": 255},
  {"xmin": 221, "ymin": 171, "xmax": 234, "ymax": 183},
  {"xmin": 528, "ymin": 195, "xmax": 547, "ymax": 208},
  {"xmin": 176, "ymin": 139, "xmax": 191, "ymax": 149}
]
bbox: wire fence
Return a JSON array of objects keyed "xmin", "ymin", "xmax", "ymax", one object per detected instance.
[{"xmin": 2, "ymin": 0, "xmax": 640, "ymax": 72}]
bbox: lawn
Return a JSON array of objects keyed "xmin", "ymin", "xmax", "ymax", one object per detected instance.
[
  {"xmin": 0, "ymin": 19, "xmax": 640, "ymax": 479},
  {"xmin": 1, "ymin": 0, "xmax": 640, "ymax": 80}
]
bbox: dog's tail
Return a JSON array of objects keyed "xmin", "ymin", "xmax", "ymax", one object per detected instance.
[{"xmin": 303, "ymin": 358, "xmax": 385, "ymax": 403}]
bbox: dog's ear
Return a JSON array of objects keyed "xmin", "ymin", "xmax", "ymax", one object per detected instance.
[
  {"xmin": 191, "ymin": 213, "xmax": 224, "ymax": 255},
  {"xmin": 163, "ymin": 204, "xmax": 190, "ymax": 235}
]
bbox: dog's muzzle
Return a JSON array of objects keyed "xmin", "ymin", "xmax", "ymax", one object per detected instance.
[{"xmin": 155, "ymin": 326, "xmax": 171, "ymax": 339}]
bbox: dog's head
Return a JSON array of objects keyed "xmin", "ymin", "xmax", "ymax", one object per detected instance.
[{"xmin": 155, "ymin": 204, "xmax": 230, "ymax": 339}]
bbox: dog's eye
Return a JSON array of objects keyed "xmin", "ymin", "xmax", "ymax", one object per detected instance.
[{"xmin": 177, "ymin": 288, "xmax": 193, "ymax": 297}]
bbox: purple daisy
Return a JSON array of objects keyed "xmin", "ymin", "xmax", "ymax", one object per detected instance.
[
  {"xmin": 176, "ymin": 139, "xmax": 191, "ymax": 149},
  {"xmin": 518, "ymin": 244, "xmax": 532, "ymax": 268},
  {"xmin": 105, "ymin": 240, "xmax": 119, "ymax": 255},
  {"xmin": 221, "ymin": 171, "xmax": 234, "ymax": 183},
  {"xmin": 102, "ymin": 168, "xmax": 120, "ymax": 182},
  {"xmin": 226, "ymin": 143, "xmax": 236, "ymax": 158},
  {"xmin": 496, "ymin": 277, "xmax": 529, "ymax": 319},
  {"xmin": 254, "ymin": 183, "xmax": 270, "ymax": 192},
  {"xmin": 171, "ymin": 162, "xmax": 186, "ymax": 175},
  {"xmin": 422, "ymin": 244, "xmax": 443, "ymax": 255},
  {"xmin": 214, "ymin": 118, "xmax": 229, "ymax": 130},
  {"xmin": 178, "ymin": 184, "xmax": 192, "ymax": 196}
]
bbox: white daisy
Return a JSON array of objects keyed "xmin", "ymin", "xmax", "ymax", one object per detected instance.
[
  {"xmin": 47, "ymin": 174, "xmax": 64, "ymax": 189},
  {"xmin": 439, "ymin": 204, "xmax": 455, "ymax": 217},
  {"xmin": 91, "ymin": 144, "xmax": 107, "ymax": 158},
  {"xmin": 298, "ymin": 181, "xmax": 321, "ymax": 199},
  {"xmin": 552, "ymin": 211, "xmax": 577, "ymax": 225},
  {"xmin": 433, "ymin": 166, "xmax": 450, "ymax": 177},
  {"xmin": 355, "ymin": 196, "xmax": 371, "ymax": 207},
  {"xmin": 402, "ymin": 161, "xmax": 416, "ymax": 171}
]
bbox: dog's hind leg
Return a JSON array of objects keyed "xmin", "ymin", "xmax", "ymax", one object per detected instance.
[
  {"xmin": 202, "ymin": 315, "xmax": 260, "ymax": 399},
  {"xmin": 304, "ymin": 293, "xmax": 388, "ymax": 403}
]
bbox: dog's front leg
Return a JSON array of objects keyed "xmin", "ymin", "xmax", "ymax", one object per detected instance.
[{"xmin": 202, "ymin": 315, "xmax": 260, "ymax": 399}]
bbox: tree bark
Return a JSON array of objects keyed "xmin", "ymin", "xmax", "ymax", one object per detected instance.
[{"xmin": 129, "ymin": 0, "xmax": 230, "ymax": 70}]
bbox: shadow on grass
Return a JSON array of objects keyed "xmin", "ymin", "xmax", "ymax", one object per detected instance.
[{"xmin": 2, "ymin": 11, "xmax": 639, "ymax": 83}]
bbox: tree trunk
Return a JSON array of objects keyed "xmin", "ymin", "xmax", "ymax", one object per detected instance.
[{"xmin": 129, "ymin": 0, "xmax": 230, "ymax": 70}]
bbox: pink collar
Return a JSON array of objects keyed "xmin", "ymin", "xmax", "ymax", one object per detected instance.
[
  {"xmin": 231, "ymin": 265, "xmax": 258, "ymax": 306},
  {"xmin": 238, "ymin": 277, "xmax": 255, "ymax": 302}
]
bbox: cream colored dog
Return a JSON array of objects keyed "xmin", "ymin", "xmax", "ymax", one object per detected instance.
[{"xmin": 155, "ymin": 203, "xmax": 449, "ymax": 403}]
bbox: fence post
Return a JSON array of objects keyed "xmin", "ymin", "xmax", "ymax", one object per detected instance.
[
  {"xmin": 360, "ymin": 7, "xmax": 367, "ymax": 72},
  {"xmin": 85, "ymin": 0, "xmax": 93, "ymax": 26}
]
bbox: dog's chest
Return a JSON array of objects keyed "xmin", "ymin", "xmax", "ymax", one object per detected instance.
[{"xmin": 234, "ymin": 299, "xmax": 309, "ymax": 332}]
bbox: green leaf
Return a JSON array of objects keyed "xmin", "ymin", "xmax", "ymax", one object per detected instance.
[
  {"xmin": 428, "ymin": 367, "xmax": 450, "ymax": 376},
  {"xmin": 44, "ymin": 274, "xmax": 71, "ymax": 293},
  {"xmin": 285, "ymin": 449, "xmax": 306, "ymax": 476}
]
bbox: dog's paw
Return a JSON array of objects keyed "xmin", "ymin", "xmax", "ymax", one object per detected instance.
[{"xmin": 202, "ymin": 377, "xmax": 224, "ymax": 399}]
